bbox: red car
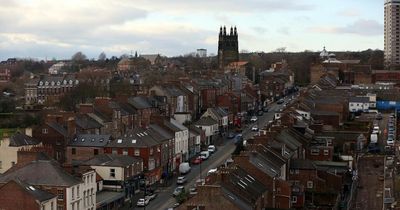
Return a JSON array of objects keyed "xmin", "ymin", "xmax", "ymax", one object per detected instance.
[{"xmin": 192, "ymin": 157, "xmax": 202, "ymax": 165}]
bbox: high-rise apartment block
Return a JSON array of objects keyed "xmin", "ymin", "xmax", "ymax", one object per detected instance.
[{"xmin": 385, "ymin": 0, "xmax": 400, "ymax": 69}]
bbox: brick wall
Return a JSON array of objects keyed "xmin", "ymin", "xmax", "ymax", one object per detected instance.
[{"xmin": 66, "ymin": 146, "xmax": 105, "ymax": 164}]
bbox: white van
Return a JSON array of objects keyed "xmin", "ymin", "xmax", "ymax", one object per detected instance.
[
  {"xmin": 200, "ymin": 151, "xmax": 210, "ymax": 160},
  {"xmin": 370, "ymin": 133, "xmax": 378, "ymax": 144},
  {"xmin": 179, "ymin": 162, "xmax": 191, "ymax": 174}
]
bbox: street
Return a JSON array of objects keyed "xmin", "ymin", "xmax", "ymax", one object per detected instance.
[{"xmin": 128, "ymin": 96, "xmax": 290, "ymax": 210}]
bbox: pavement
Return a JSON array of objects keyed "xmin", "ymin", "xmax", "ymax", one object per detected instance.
[{"xmin": 120, "ymin": 96, "xmax": 291, "ymax": 210}]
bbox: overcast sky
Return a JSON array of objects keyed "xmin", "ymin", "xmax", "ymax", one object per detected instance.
[{"xmin": 0, "ymin": 0, "xmax": 383, "ymax": 60}]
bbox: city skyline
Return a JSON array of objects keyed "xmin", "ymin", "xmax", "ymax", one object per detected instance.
[{"xmin": 0, "ymin": 0, "xmax": 383, "ymax": 60}]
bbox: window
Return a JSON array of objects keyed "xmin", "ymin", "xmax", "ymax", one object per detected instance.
[
  {"xmin": 324, "ymin": 149, "xmax": 329, "ymax": 156},
  {"xmin": 0, "ymin": 161, "xmax": 2, "ymax": 169},
  {"xmin": 57, "ymin": 205, "xmax": 64, "ymax": 210},
  {"xmin": 72, "ymin": 148, "xmax": 76, "ymax": 155},
  {"xmin": 311, "ymin": 149, "xmax": 319, "ymax": 155},
  {"xmin": 123, "ymin": 149, "xmax": 128, "ymax": 155},
  {"xmin": 307, "ymin": 181, "xmax": 314, "ymax": 189},
  {"xmin": 91, "ymin": 188, "xmax": 94, "ymax": 204},
  {"xmin": 77, "ymin": 186, "xmax": 80, "ymax": 198},
  {"xmin": 42, "ymin": 128, "xmax": 48, "ymax": 134},
  {"xmin": 57, "ymin": 190, "xmax": 64, "ymax": 200},
  {"xmin": 94, "ymin": 149, "xmax": 99, "ymax": 155},
  {"xmin": 112, "ymin": 148, "xmax": 117, "ymax": 154},
  {"xmin": 83, "ymin": 191, "xmax": 86, "ymax": 207},
  {"xmin": 134, "ymin": 148, "xmax": 140, "ymax": 156},
  {"xmin": 291, "ymin": 196, "xmax": 297, "ymax": 203},
  {"xmin": 91, "ymin": 174, "xmax": 93, "ymax": 183},
  {"xmin": 150, "ymin": 148, "xmax": 153, "ymax": 155},
  {"xmin": 72, "ymin": 187, "xmax": 74, "ymax": 200},
  {"xmin": 290, "ymin": 169, "xmax": 294, "ymax": 174},
  {"xmin": 110, "ymin": 169, "xmax": 116, "ymax": 178},
  {"xmin": 51, "ymin": 202, "xmax": 54, "ymax": 210}
]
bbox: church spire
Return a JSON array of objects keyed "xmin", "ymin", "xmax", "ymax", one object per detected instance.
[
  {"xmin": 230, "ymin": 26, "xmax": 233, "ymax": 35},
  {"xmin": 223, "ymin": 26, "xmax": 226, "ymax": 35}
]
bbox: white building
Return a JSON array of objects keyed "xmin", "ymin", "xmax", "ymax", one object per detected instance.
[
  {"xmin": 384, "ymin": 0, "xmax": 400, "ymax": 69},
  {"xmin": 48, "ymin": 62, "xmax": 66, "ymax": 75},
  {"xmin": 349, "ymin": 97, "xmax": 370, "ymax": 113},
  {"xmin": 166, "ymin": 119, "xmax": 189, "ymax": 162},
  {"xmin": 0, "ymin": 131, "xmax": 41, "ymax": 174},
  {"xmin": 194, "ymin": 117, "xmax": 218, "ymax": 145}
]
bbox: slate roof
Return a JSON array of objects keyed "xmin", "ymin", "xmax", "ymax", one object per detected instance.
[
  {"xmin": 194, "ymin": 117, "xmax": 218, "ymax": 126},
  {"xmin": 349, "ymin": 97, "xmax": 369, "ymax": 103},
  {"xmin": 46, "ymin": 122, "xmax": 67, "ymax": 137},
  {"xmin": 148, "ymin": 124, "xmax": 174, "ymax": 139},
  {"xmin": 290, "ymin": 159, "xmax": 316, "ymax": 170},
  {"xmin": 248, "ymin": 145, "xmax": 286, "ymax": 178},
  {"xmin": 275, "ymin": 129, "xmax": 302, "ymax": 151},
  {"xmin": 69, "ymin": 134, "xmax": 111, "ymax": 147},
  {"xmin": 128, "ymin": 96, "xmax": 153, "ymax": 109},
  {"xmin": 107, "ymin": 128, "xmax": 160, "ymax": 148},
  {"xmin": 222, "ymin": 166, "xmax": 267, "ymax": 205},
  {"xmin": 76, "ymin": 114, "xmax": 102, "ymax": 130},
  {"xmin": 4, "ymin": 179, "xmax": 56, "ymax": 202},
  {"xmin": 0, "ymin": 160, "xmax": 82, "ymax": 187},
  {"xmin": 84, "ymin": 154, "xmax": 142, "ymax": 167},
  {"xmin": 9, "ymin": 132, "xmax": 41, "ymax": 147}
]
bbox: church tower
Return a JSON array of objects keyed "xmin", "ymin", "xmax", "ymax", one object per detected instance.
[{"xmin": 218, "ymin": 26, "xmax": 239, "ymax": 69}]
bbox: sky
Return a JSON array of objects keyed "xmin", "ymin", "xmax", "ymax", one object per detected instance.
[{"xmin": 0, "ymin": 0, "xmax": 384, "ymax": 60}]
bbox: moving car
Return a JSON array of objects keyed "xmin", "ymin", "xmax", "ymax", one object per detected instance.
[
  {"xmin": 177, "ymin": 176, "xmax": 187, "ymax": 184},
  {"xmin": 251, "ymin": 125, "xmax": 259, "ymax": 131},
  {"xmin": 277, "ymin": 99, "xmax": 284, "ymax": 104},
  {"xmin": 173, "ymin": 186, "xmax": 185, "ymax": 197},
  {"xmin": 137, "ymin": 198, "xmax": 150, "ymax": 206},
  {"xmin": 250, "ymin": 116, "xmax": 258, "ymax": 122},
  {"xmin": 145, "ymin": 192, "xmax": 157, "ymax": 201}
]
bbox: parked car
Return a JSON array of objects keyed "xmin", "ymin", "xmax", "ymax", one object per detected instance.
[
  {"xmin": 191, "ymin": 156, "xmax": 202, "ymax": 165},
  {"xmin": 376, "ymin": 113, "xmax": 383, "ymax": 120},
  {"xmin": 189, "ymin": 187, "xmax": 198, "ymax": 195},
  {"xmin": 262, "ymin": 107, "xmax": 269, "ymax": 112},
  {"xmin": 251, "ymin": 125, "xmax": 259, "ymax": 131},
  {"xmin": 227, "ymin": 132, "xmax": 236, "ymax": 139},
  {"xmin": 207, "ymin": 168, "xmax": 218, "ymax": 176},
  {"xmin": 208, "ymin": 145, "xmax": 216, "ymax": 153},
  {"xmin": 387, "ymin": 138, "xmax": 395, "ymax": 146},
  {"xmin": 277, "ymin": 99, "xmax": 284, "ymax": 104},
  {"xmin": 179, "ymin": 162, "xmax": 191, "ymax": 174},
  {"xmin": 368, "ymin": 143, "xmax": 380, "ymax": 153},
  {"xmin": 200, "ymin": 151, "xmax": 210, "ymax": 160},
  {"xmin": 177, "ymin": 176, "xmax": 187, "ymax": 184},
  {"xmin": 257, "ymin": 110, "xmax": 264, "ymax": 116},
  {"xmin": 250, "ymin": 116, "xmax": 258, "ymax": 122},
  {"xmin": 173, "ymin": 186, "xmax": 185, "ymax": 197},
  {"xmin": 137, "ymin": 198, "xmax": 150, "ymax": 206}
]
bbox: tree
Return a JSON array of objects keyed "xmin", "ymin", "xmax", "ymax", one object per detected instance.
[
  {"xmin": 71, "ymin": 51, "xmax": 87, "ymax": 61},
  {"xmin": 98, "ymin": 52, "xmax": 107, "ymax": 61}
]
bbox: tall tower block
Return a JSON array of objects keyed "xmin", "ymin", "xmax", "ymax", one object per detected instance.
[{"xmin": 385, "ymin": 0, "xmax": 400, "ymax": 69}]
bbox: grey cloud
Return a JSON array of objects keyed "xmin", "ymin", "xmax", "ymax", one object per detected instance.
[{"xmin": 310, "ymin": 19, "xmax": 383, "ymax": 36}]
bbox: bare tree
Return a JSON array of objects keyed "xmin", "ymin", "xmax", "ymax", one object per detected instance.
[
  {"xmin": 71, "ymin": 51, "xmax": 87, "ymax": 61},
  {"xmin": 98, "ymin": 52, "xmax": 106, "ymax": 61},
  {"xmin": 275, "ymin": 47, "xmax": 286, "ymax": 53}
]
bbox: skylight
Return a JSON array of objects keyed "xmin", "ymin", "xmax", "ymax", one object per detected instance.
[
  {"xmin": 81, "ymin": 138, "xmax": 85, "ymax": 142},
  {"xmin": 117, "ymin": 139, "xmax": 122, "ymax": 144},
  {"xmin": 132, "ymin": 139, "xmax": 137, "ymax": 144}
]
